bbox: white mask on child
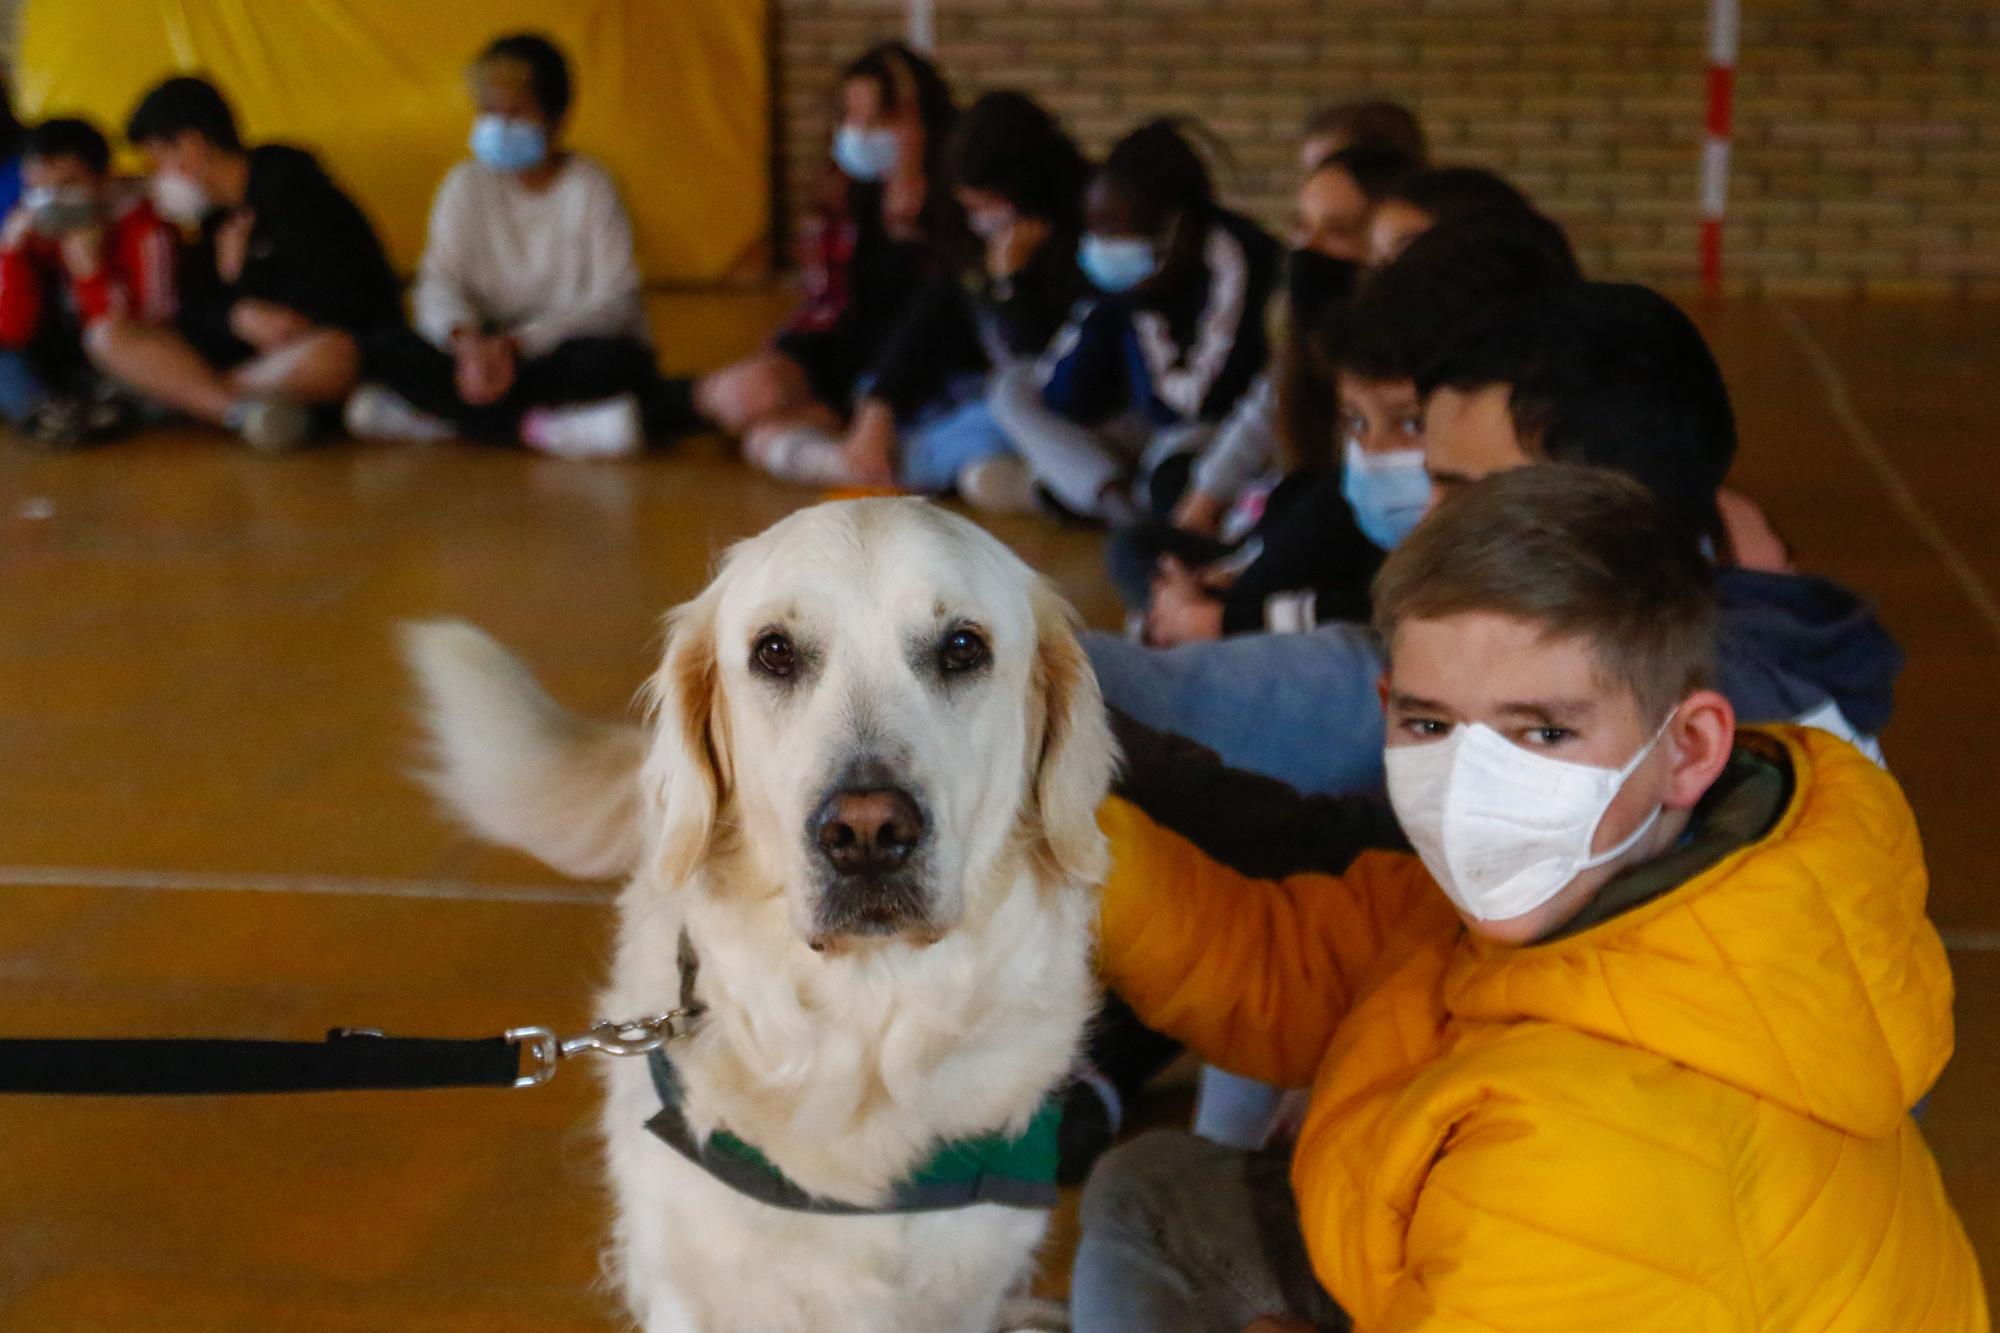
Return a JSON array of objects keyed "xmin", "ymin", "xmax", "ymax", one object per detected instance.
[
  {"xmin": 1384, "ymin": 715, "xmax": 1672, "ymax": 922},
  {"xmin": 151, "ymin": 170, "xmax": 211, "ymax": 225}
]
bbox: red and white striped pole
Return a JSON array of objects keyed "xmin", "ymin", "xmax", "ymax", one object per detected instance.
[{"xmin": 1700, "ymin": 0, "xmax": 1740, "ymax": 294}]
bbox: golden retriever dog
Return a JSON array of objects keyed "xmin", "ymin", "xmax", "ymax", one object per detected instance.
[{"xmin": 404, "ymin": 498, "xmax": 1115, "ymax": 1332}]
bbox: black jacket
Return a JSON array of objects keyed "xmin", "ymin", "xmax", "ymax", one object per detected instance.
[
  {"xmin": 181, "ymin": 145, "xmax": 400, "ymax": 335},
  {"xmin": 1218, "ymin": 471, "xmax": 1385, "ymax": 634}
]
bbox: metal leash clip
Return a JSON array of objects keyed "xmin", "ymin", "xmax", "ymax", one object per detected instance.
[{"xmin": 507, "ymin": 1010, "xmax": 698, "ymax": 1089}]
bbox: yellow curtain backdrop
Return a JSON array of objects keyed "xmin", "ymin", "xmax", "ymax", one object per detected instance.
[{"xmin": 14, "ymin": 0, "xmax": 770, "ymax": 285}]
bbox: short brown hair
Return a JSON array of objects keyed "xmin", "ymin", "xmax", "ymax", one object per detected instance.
[
  {"xmin": 1303, "ymin": 100, "xmax": 1427, "ymax": 164},
  {"xmin": 1371, "ymin": 466, "xmax": 1716, "ymax": 717}
]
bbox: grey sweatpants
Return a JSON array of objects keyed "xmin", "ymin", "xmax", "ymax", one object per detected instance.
[
  {"xmin": 988, "ymin": 362, "xmax": 1213, "ymax": 519},
  {"xmin": 1070, "ymin": 1130, "xmax": 1349, "ymax": 1332}
]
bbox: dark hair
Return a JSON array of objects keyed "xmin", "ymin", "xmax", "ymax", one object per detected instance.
[
  {"xmin": 25, "ymin": 117, "xmax": 111, "ymax": 175},
  {"xmin": 1097, "ymin": 119, "xmax": 1215, "ymax": 237},
  {"xmin": 1304, "ymin": 100, "xmax": 1427, "ymax": 165},
  {"xmin": 843, "ymin": 42, "xmax": 957, "ymax": 175},
  {"xmin": 1311, "ymin": 142, "xmax": 1418, "ymax": 203},
  {"xmin": 1422, "ymin": 282, "xmax": 1737, "ymax": 552},
  {"xmin": 1373, "ymin": 464, "xmax": 1717, "ymax": 719},
  {"xmin": 1322, "ymin": 209, "xmax": 1581, "ymax": 385},
  {"xmin": 947, "ymin": 90, "xmax": 1090, "ymax": 229},
  {"xmin": 476, "ymin": 32, "xmax": 574, "ymax": 123},
  {"xmin": 1379, "ymin": 165, "xmax": 1534, "ymax": 228},
  {"xmin": 125, "ymin": 75, "xmax": 241, "ymax": 151}
]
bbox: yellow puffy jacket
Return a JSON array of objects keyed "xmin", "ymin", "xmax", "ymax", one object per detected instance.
[{"xmin": 1099, "ymin": 727, "xmax": 1987, "ymax": 1330}]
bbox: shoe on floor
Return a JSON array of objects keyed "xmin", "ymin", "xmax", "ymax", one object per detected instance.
[
  {"xmin": 744, "ymin": 422, "xmax": 866, "ymax": 487},
  {"xmin": 228, "ymin": 397, "xmax": 313, "ymax": 454},
  {"xmin": 520, "ymin": 393, "xmax": 643, "ymax": 460},
  {"xmin": 20, "ymin": 396, "xmax": 88, "ymax": 449},
  {"xmin": 345, "ymin": 383, "xmax": 455, "ymax": 442},
  {"xmin": 955, "ymin": 454, "xmax": 1040, "ymax": 514}
]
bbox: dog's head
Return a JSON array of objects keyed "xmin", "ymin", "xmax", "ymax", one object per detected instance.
[{"xmin": 645, "ymin": 498, "xmax": 1114, "ymax": 951}]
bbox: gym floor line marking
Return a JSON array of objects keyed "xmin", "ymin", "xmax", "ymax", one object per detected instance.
[
  {"xmin": 0, "ymin": 864, "xmax": 614, "ymax": 906},
  {"xmin": 8, "ymin": 863, "xmax": 1999, "ymax": 953},
  {"xmin": 1777, "ymin": 304, "xmax": 2000, "ymax": 652}
]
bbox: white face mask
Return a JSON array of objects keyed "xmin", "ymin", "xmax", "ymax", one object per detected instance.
[
  {"xmin": 1384, "ymin": 715, "xmax": 1672, "ymax": 923},
  {"xmin": 151, "ymin": 170, "xmax": 210, "ymax": 225}
]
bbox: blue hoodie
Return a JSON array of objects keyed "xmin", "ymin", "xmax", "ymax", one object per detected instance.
[{"xmin": 1715, "ymin": 568, "xmax": 1901, "ymax": 760}]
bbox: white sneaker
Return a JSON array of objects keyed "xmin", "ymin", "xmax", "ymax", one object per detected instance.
[
  {"xmin": 956, "ymin": 454, "xmax": 1039, "ymax": 514},
  {"xmin": 744, "ymin": 423, "xmax": 865, "ymax": 487},
  {"xmin": 226, "ymin": 397, "xmax": 312, "ymax": 454},
  {"xmin": 519, "ymin": 393, "xmax": 644, "ymax": 460},
  {"xmin": 344, "ymin": 384, "xmax": 454, "ymax": 442}
]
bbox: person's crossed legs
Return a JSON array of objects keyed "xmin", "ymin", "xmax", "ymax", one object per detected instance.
[{"xmin": 88, "ymin": 308, "xmax": 357, "ymax": 444}]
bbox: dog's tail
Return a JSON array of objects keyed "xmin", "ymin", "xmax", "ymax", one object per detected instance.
[{"xmin": 401, "ymin": 620, "xmax": 647, "ymax": 881}]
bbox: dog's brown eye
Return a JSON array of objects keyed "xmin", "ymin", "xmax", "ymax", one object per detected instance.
[
  {"xmin": 938, "ymin": 628, "xmax": 990, "ymax": 675},
  {"xmin": 753, "ymin": 632, "xmax": 796, "ymax": 677}
]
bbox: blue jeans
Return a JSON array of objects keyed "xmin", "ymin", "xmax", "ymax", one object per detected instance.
[
  {"xmin": 0, "ymin": 349, "xmax": 49, "ymax": 423},
  {"xmin": 1085, "ymin": 623, "xmax": 1388, "ymax": 796},
  {"xmin": 898, "ymin": 391, "xmax": 1013, "ymax": 494}
]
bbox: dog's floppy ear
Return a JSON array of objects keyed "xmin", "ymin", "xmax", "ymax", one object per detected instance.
[
  {"xmin": 1028, "ymin": 579, "xmax": 1119, "ymax": 885},
  {"xmin": 642, "ymin": 587, "xmax": 731, "ymax": 886},
  {"xmin": 402, "ymin": 620, "xmax": 647, "ymax": 880}
]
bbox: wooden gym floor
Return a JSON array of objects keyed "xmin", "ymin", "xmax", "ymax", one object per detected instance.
[{"xmin": 0, "ymin": 294, "xmax": 1995, "ymax": 1328}]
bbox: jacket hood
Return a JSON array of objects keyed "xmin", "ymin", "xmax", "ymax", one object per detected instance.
[
  {"xmin": 1715, "ymin": 568, "xmax": 1902, "ymax": 736},
  {"xmin": 1446, "ymin": 726, "xmax": 1953, "ymax": 1138}
]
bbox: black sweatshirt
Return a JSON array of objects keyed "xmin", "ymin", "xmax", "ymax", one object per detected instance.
[
  {"xmin": 181, "ymin": 145, "xmax": 401, "ymax": 335},
  {"xmin": 1218, "ymin": 471, "xmax": 1387, "ymax": 634}
]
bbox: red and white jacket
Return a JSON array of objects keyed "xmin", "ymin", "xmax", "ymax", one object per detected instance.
[{"xmin": 0, "ymin": 192, "xmax": 177, "ymax": 349}]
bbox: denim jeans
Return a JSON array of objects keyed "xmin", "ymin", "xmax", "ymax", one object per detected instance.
[
  {"xmin": 1073, "ymin": 1130, "xmax": 1348, "ymax": 1332},
  {"xmin": 897, "ymin": 377, "xmax": 1013, "ymax": 494},
  {"xmin": 1084, "ymin": 623, "xmax": 1388, "ymax": 796},
  {"xmin": 0, "ymin": 349, "xmax": 50, "ymax": 423},
  {"xmin": 1193, "ymin": 1067, "xmax": 1292, "ymax": 1148}
]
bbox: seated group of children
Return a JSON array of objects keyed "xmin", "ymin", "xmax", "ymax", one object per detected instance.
[
  {"xmin": 5, "ymin": 28, "xmax": 1983, "ymax": 1331},
  {"xmin": 0, "ymin": 34, "xmax": 690, "ymax": 455}
]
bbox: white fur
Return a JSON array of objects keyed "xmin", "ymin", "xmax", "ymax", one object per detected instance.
[{"xmin": 405, "ymin": 499, "xmax": 1116, "ymax": 1332}]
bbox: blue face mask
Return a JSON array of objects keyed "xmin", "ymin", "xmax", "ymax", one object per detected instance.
[
  {"xmin": 470, "ymin": 115, "xmax": 548, "ymax": 173},
  {"xmin": 1340, "ymin": 438, "xmax": 1433, "ymax": 551},
  {"xmin": 833, "ymin": 125, "xmax": 901, "ymax": 183},
  {"xmin": 1078, "ymin": 234, "xmax": 1159, "ymax": 294}
]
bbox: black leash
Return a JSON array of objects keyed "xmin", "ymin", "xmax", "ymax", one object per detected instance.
[
  {"xmin": 0, "ymin": 934, "xmax": 708, "ymax": 1098},
  {"xmin": 0, "ymin": 1030, "xmax": 523, "ymax": 1095},
  {"xmin": 0, "ymin": 1013, "xmax": 698, "ymax": 1097}
]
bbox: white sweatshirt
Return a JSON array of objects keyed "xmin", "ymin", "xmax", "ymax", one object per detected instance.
[{"xmin": 411, "ymin": 155, "xmax": 648, "ymax": 357}]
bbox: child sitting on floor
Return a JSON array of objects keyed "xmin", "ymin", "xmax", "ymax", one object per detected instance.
[
  {"xmin": 723, "ymin": 90, "xmax": 1091, "ymax": 500},
  {"xmin": 699, "ymin": 42, "xmax": 982, "ymax": 487},
  {"xmin": 95, "ymin": 76, "xmax": 401, "ymax": 452},
  {"xmin": 1074, "ymin": 464, "xmax": 1983, "ymax": 1332},
  {"xmin": 350, "ymin": 32, "xmax": 688, "ymax": 459},
  {"xmin": 1138, "ymin": 208, "xmax": 1579, "ymax": 645},
  {"xmin": 988, "ymin": 119, "xmax": 1281, "ymax": 524},
  {"xmin": 0, "ymin": 117, "xmax": 175, "ymax": 447}
]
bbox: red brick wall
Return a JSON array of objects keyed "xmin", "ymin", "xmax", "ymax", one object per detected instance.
[{"xmin": 776, "ymin": 0, "xmax": 2000, "ymax": 296}]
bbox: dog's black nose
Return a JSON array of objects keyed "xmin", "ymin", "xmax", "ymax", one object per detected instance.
[{"xmin": 814, "ymin": 788, "xmax": 925, "ymax": 875}]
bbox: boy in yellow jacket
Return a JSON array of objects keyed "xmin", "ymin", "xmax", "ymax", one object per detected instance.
[{"xmin": 1074, "ymin": 465, "xmax": 1985, "ymax": 1332}]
